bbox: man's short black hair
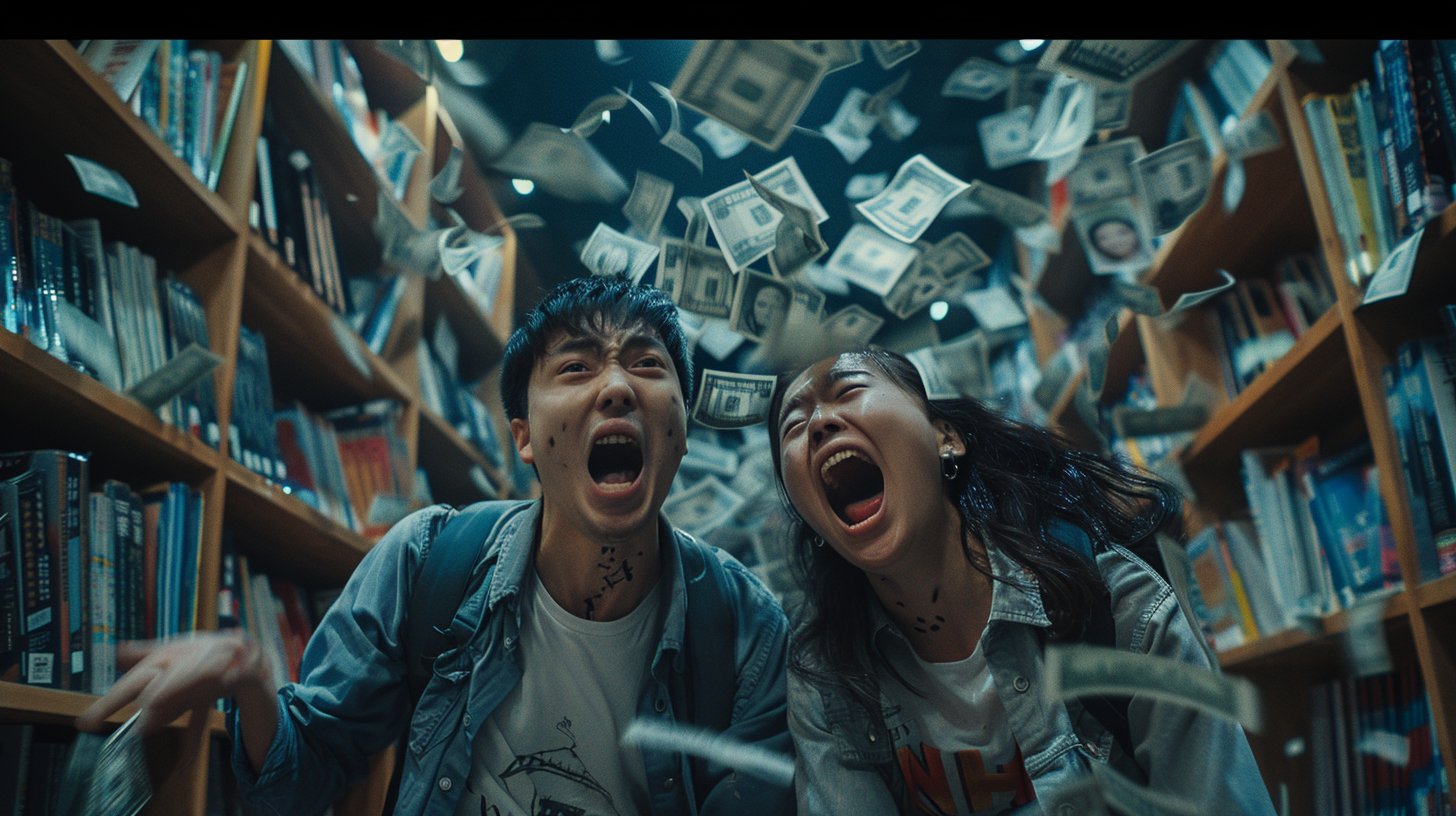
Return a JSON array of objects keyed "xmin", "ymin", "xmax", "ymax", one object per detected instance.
[{"xmin": 500, "ymin": 273, "xmax": 693, "ymax": 422}]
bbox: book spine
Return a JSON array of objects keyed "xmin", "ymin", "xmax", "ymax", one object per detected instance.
[
  {"xmin": 10, "ymin": 469, "xmax": 58, "ymax": 688},
  {"xmin": 1381, "ymin": 41, "xmax": 1439, "ymax": 228},
  {"xmin": 1419, "ymin": 336, "xmax": 1456, "ymax": 575},
  {"xmin": 1410, "ymin": 40, "xmax": 1456, "ymax": 209},
  {"xmin": 61, "ymin": 452, "xmax": 87, "ymax": 692},
  {"xmin": 1399, "ymin": 340, "xmax": 1455, "ymax": 580}
]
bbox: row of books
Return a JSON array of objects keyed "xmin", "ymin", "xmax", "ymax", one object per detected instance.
[
  {"xmin": 1207, "ymin": 254, "xmax": 1336, "ymax": 400},
  {"xmin": 217, "ymin": 533, "xmax": 338, "ymax": 690},
  {"xmin": 0, "ymin": 157, "xmax": 219, "ymax": 442},
  {"xmin": 273, "ymin": 40, "xmax": 422, "ymax": 203},
  {"xmin": 417, "ymin": 316, "xmax": 505, "ymax": 472},
  {"xmin": 1308, "ymin": 663, "xmax": 1451, "ymax": 815},
  {"xmin": 1233, "ymin": 436, "xmax": 1400, "ymax": 637},
  {"xmin": 0, "ymin": 447, "xmax": 205, "ymax": 693},
  {"xmin": 275, "ymin": 399, "xmax": 421, "ymax": 540},
  {"xmin": 1383, "ymin": 333, "xmax": 1456, "ymax": 582},
  {"xmin": 253, "ymin": 103, "xmax": 352, "ymax": 317},
  {"xmin": 1303, "ymin": 41, "xmax": 1456, "ymax": 287},
  {"xmin": 80, "ymin": 40, "xmax": 251, "ymax": 192}
]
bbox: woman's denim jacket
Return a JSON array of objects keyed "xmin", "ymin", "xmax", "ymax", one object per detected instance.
[
  {"xmin": 230, "ymin": 500, "xmax": 794, "ymax": 816},
  {"xmin": 788, "ymin": 539, "xmax": 1278, "ymax": 816}
]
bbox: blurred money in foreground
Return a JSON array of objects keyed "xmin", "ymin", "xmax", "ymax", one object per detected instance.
[
  {"xmin": 581, "ymin": 223, "xmax": 659, "ymax": 283},
  {"xmin": 1045, "ymin": 644, "xmax": 1263, "ymax": 732},
  {"xmin": 491, "ymin": 122, "xmax": 629, "ymax": 203},
  {"xmin": 57, "ymin": 711, "xmax": 151, "ymax": 816},
  {"xmin": 671, "ymin": 40, "xmax": 828, "ymax": 152},
  {"xmin": 622, "ymin": 719, "xmax": 794, "ymax": 787}
]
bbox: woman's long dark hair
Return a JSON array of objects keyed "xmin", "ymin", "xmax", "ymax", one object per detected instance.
[{"xmin": 768, "ymin": 347, "xmax": 1183, "ymax": 712}]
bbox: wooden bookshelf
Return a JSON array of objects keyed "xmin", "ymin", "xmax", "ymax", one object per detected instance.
[
  {"xmin": 0, "ymin": 39, "xmax": 519, "ymax": 815},
  {"xmin": 1023, "ymin": 39, "xmax": 1456, "ymax": 812}
]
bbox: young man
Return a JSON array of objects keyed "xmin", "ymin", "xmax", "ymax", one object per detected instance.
[{"xmin": 77, "ymin": 274, "xmax": 793, "ymax": 816}]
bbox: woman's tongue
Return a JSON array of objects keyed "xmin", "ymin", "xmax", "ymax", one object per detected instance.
[{"xmin": 843, "ymin": 493, "xmax": 883, "ymax": 525}]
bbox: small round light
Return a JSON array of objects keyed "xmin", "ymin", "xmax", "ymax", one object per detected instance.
[
  {"xmin": 512, "ymin": 178, "xmax": 535, "ymax": 195},
  {"xmin": 1019, "ymin": 39, "xmax": 1045, "ymax": 52},
  {"xmin": 436, "ymin": 40, "xmax": 464, "ymax": 63},
  {"xmin": 929, "ymin": 301, "xmax": 950, "ymax": 321}
]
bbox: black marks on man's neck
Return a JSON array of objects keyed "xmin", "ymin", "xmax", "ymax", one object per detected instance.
[
  {"xmin": 548, "ymin": 437, "xmax": 555, "ymax": 448},
  {"xmin": 931, "ymin": 587, "xmax": 939, "ymax": 603}
]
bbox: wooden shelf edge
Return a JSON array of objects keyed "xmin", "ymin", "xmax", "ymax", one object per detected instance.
[
  {"xmin": 0, "ymin": 328, "xmax": 219, "ymax": 474},
  {"xmin": 0, "ymin": 681, "xmax": 227, "ymax": 734},
  {"xmin": 418, "ymin": 406, "xmax": 509, "ymax": 495},
  {"xmin": 1219, "ymin": 586, "xmax": 1412, "ymax": 669},
  {"xmin": 1414, "ymin": 570, "xmax": 1456, "ymax": 610},
  {"xmin": 244, "ymin": 235, "xmax": 415, "ymax": 403},
  {"xmin": 1182, "ymin": 306, "xmax": 1344, "ymax": 463},
  {"xmin": 222, "ymin": 457, "xmax": 371, "ymax": 557}
]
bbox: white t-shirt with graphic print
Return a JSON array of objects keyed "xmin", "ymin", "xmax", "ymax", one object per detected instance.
[{"xmin": 454, "ymin": 568, "xmax": 662, "ymax": 816}]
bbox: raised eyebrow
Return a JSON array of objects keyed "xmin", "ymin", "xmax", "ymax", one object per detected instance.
[{"xmin": 778, "ymin": 368, "xmax": 866, "ymax": 428}]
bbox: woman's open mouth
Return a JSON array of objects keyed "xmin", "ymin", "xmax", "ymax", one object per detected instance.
[
  {"xmin": 820, "ymin": 450, "xmax": 884, "ymax": 528},
  {"xmin": 589, "ymin": 434, "xmax": 643, "ymax": 492}
]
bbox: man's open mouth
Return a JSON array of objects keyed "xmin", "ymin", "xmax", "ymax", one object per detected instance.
[
  {"xmin": 589, "ymin": 434, "xmax": 643, "ymax": 492},
  {"xmin": 820, "ymin": 450, "xmax": 884, "ymax": 527}
]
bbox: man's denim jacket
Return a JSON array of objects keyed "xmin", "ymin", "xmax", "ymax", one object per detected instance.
[
  {"xmin": 230, "ymin": 500, "xmax": 794, "ymax": 816},
  {"xmin": 788, "ymin": 540, "xmax": 1278, "ymax": 816}
]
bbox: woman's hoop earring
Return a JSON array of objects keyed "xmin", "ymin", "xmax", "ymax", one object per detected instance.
[
  {"xmin": 811, "ymin": 534, "xmax": 826, "ymax": 548},
  {"xmin": 940, "ymin": 450, "xmax": 960, "ymax": 481}
]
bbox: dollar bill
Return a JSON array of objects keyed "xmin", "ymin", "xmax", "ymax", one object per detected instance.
[
  {"xmin": 979, "ymin": 105, "xmax": 1037, "ymax": 170},
  {"xmin": 655, "ymin": 237, "xmax": 735, "ymax": 318},
  {"xmin": 822, "ymin": 87, "xmax": 878, "ymax": 164},
  {"xmin": 868, "ymin": 40, "xmax": 919, "ymax": 70},
  {"xmin": 923, "ymin": 232, "xmax": 992, "ymax": 284},
  {"xmin": 906, "ymin": 345, "xmax": 959, "ymax": 400},
  {"xmin": 962, "ymin": 286, "xmax": 1027, "ymax": 332},
  {"xmin": 663, "ymin": 474, "xmax": 748, "ymax": 535},
  {"xmin": 791, "ymin": 40, "xmax": 861, "ymax": 73},
  {"xmin": 881, "ymin": 258, "xmax": 948, "ymax": 319},
  {"xmin": 615, "ymin": 83, "xmax": 663, "ymax": 136},
  {"xmin": 1065, "ymin": 136, "xmax": 1147, "ymax": 208},
  {"xmin": 1045, "ymin": 643, "xmax": 1263, "ymax": 732},
  {"xmin": 795, "ymin": 261, "xmax": 850, "ymax": 296},
  {"xmin": 881, "ymin": 100, "xmax": 920, "ymax": 141},
  {"xmin": 622, "ymin": 719, "xmax": 794, "ymax": 787},
  {"xmin": 1109, "ymin": 404, "xmax": 1208, "ymax": 438},
  {"xmin": 909, "ymin": 331, "xmax": 992, "ymax": 400},
  {"xmin": 492, "ymin": 121, "xmax": 629, "ymax": 203},
  {"xmin": 942, "ymin": 56, "xmax": 1011, "ymax": 100},
  {"xmin": 623, "ymin": 170, "xmax": 674, "ymax": 242},
  {"xmin": 824, "ymin": 224, "xmax": 920, "ymax": 296},
  {"xmin": 845, "ymin": 172, "xmax": 889, "ymax": 200},
  {"xmin": 1223, "ymin": 157, "xmax": 1246, "ymax": 214},
  {"xmin": 730, "ymin": 269, "xmax": 794, "ymax": 343},
  {"xmin": 581, "ymin": 223, "xmax": 660, "ymax": 284},
  {"xmin": 430, "ymin": 144, "xmax": 465, "ymax": 204},
  {"xmin": 693, "ymin": 116, "xmax": 751, "ymax": 159},
  {"xmin": 1072, "ymin": 197, "xmax": 1155, "ymax": 276},
  {"xmin": 677, "ymin": 195, "xmax": 704, "ymax": 225},
  {"xmin": 965, "ymin": 179, "xmax": 1050, "ymax": 230},
  {"xmin": 1356, "ymin": 730, "xmax": 1410, "ymax": 766},
  {"xmin": 65, "ymin": 153, "xmax": 139, "ymax": 208},
  {"xmin": 125, "ymin": 343, "xmax": 224, "ymax": 411},
  {"xmin": 570, "ymin": 91, "xmax": 628, "ymax": 137},
  {"xmin": 1222, "ymin": 109, "xmax": 1283, "ymax": 160},
  {"xmin": 743, "ymin": 170, "xmax": 828, "ymax": 277},
  {"xmin": 702, "ymin": 156, "xmax": 828, "ymax": 272},
  {"xmin": 671, "ymin": 40, "xmax": 828, "ymax": 152},
  {"xmin": 695, "ymin": 318, "xmax": 746, "ymax": 361},
  {"xmin": 1007, "ymin": 68, "xmax": 1055, "ymax": 112},
  {"xmin": 1038, "ymin": 40, "xmax": 1195, "ymax": 86},
  {"xmin": 862, "ymin": 72, "xmax": 911, "ymax": 122},
  {"xmin": 1344, "ymin": 588, "xmax": 1397, "ymax": 677},
  {"xmin": 1094, "ymin": 83, "xmax": 1134, "ymax": 131},
  {"xmin": 856, "ymin": 154, "xmax": 971, "ymax": 243},
  {"xmin": 817, "ymin": 304, "xmax": 884, "ymax": 353},
  {"xmin": 57, "ymin": 711, "xmax": 152, "ymax": 816},
  {"xmin": 691, "ymin": 369, "xmax": 779, "ymax": 429},
  {"xmin": 1134, "ymin": 137, "xmax": 1213, "ymax": 234},
  {"xmin": 651, "ymin": 81, "xmax": 705, "ymax": 175},
  {"xmin": 1028, "ymin": 73, "xmax": 1095, "ymax": 160}
]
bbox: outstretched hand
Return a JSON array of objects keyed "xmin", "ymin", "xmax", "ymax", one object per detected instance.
[{"xmin": 75, "ymin": 631, "xmax": 276, "ymax": 767}]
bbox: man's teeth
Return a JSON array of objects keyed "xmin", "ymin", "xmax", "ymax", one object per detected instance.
[
  {"xmin": 820, "ymin": 450, "xmax": 863, "ymax": 488},
  {"xmin": 596, "ymin": 434, "xmax": 636, "ymax": 446}
]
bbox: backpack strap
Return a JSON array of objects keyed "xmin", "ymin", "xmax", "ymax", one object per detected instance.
[
  {"xmin": 672, "ymin": 535, "xmax": 739, "ymax": 808},
  {"xmin": 404, "ymin": 500, "xmax": 524, "ymax": 703}
]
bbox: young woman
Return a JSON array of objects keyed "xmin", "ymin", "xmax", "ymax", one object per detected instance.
[{"xmin": 769, "ymin": 347, "xmax": 1275, "ymax": 815}]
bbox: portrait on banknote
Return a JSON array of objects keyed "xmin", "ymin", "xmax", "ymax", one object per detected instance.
[
  {"xmin": 729, "ymin": 270, "xmax": 793, "ymax": 343},
  {"xmin": 1072, "ymin": 198, "xmax": 1154, "ymax": 277}
]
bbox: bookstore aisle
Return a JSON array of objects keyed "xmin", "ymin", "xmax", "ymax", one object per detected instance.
[{"xmin": 1, "ymin": 38, "xmax": 1455, "ymax": 816}]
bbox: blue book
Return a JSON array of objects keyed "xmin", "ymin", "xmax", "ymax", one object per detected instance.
[{"xmin": 1397, "ymin": 340, "xmax": 1455, "ymax": 580}]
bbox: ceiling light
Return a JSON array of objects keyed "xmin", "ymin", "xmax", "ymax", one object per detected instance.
[
  {"xmin": 930, "ymin": 301, "xmax": 950, "ymax": 321},
  {"xmin": 436, "ymin": 40, "xmax": 464, "ymax": 63},
  {"xmin": 512, "ymin": 178, "xmax": 535, "ymax": 195},
  {"xmin": 1019, "ymin": 39, "xmax": 1045, "ymax": 52}
]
